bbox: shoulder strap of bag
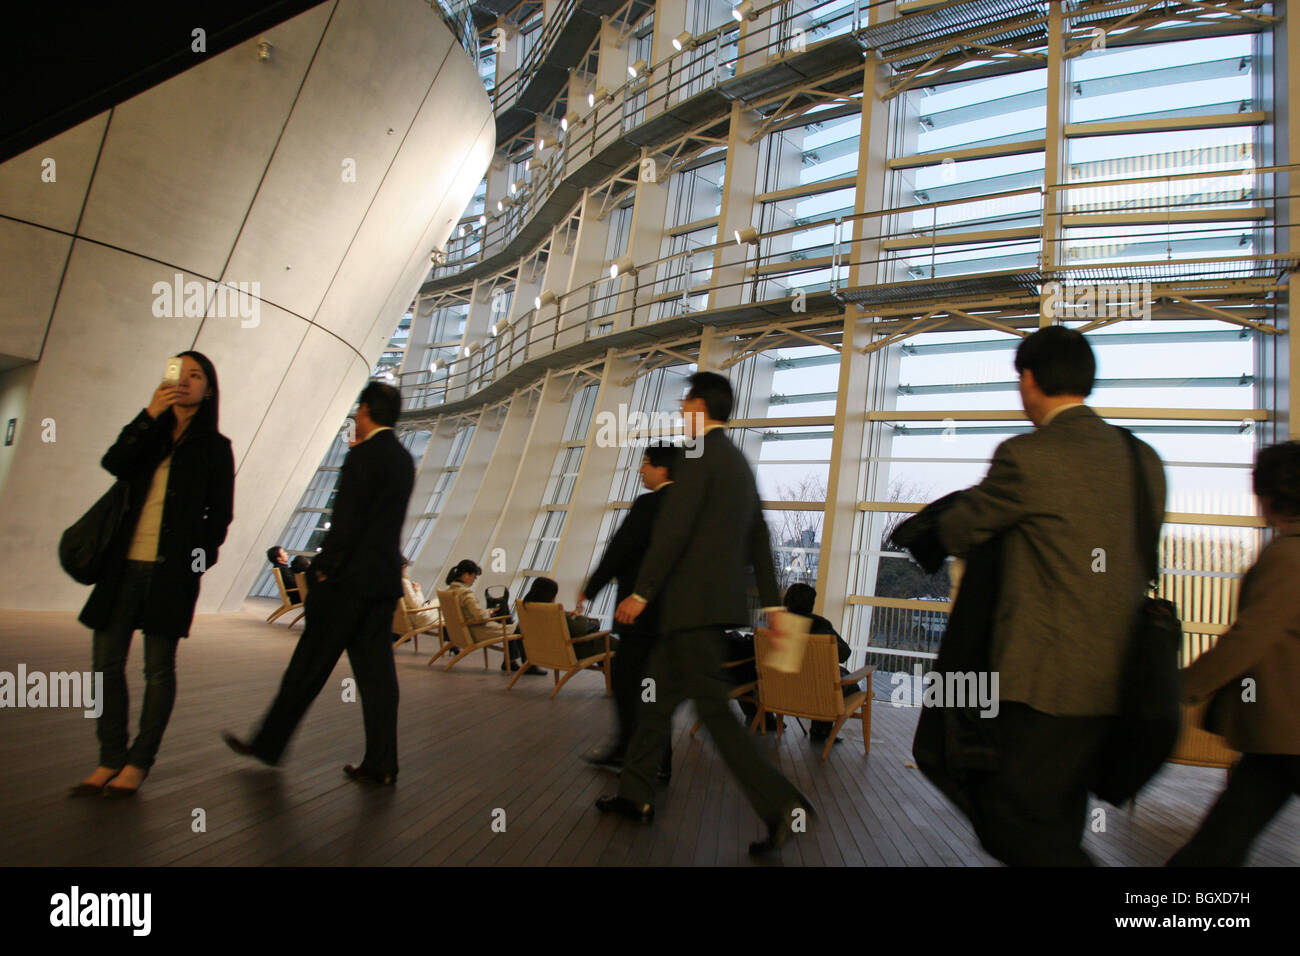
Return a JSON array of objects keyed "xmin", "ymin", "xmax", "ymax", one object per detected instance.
[{"xmin": 1117, "ymin": 426, "xmax": 1159, "ymax": 587}]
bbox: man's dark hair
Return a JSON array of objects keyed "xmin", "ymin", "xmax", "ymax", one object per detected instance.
[
  {"xmin": 1254, "ymin": 441, "xmax": 1300, "ymax": 518},
  {"xmin": 1013, "ymin": 326, "xmax": 1095, "ymax": 396},
  {"xmin": 266, "ymin": 546, "xmax": 283, "ymax": 566},
  {"xmin": 643, "ymin": 441, "xmax": 682, "ymax": 478},
  {"xmin": 784, "ymin": 583, "xmax": 816, "ymax": 616},
  {"xmin": 358, "ymin": 382, "xmax": 402, "ymax": 428},
  {"xmin": 686, "ymin": 371, "xmax": 734, "ymax": 422}
]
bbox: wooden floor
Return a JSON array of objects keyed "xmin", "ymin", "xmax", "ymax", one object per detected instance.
[{"xmin": 0, "ymin": 603, "xmax": 1294, "ymax": 867}]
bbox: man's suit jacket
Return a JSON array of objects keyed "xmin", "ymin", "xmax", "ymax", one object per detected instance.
[
  {"xmin": 632, "ymin": 428, "xmax": 780, "ymax": 633},
  {"xmin": 1182, "ymin": 519, "xmax": 1300, "ymax": 754},
  {"xmin": 311, "ymin": 428, "xmax": 415, "ymax": 602},
  {"xmin": 584, "ymin": 484, "xmax": 671, "ymax": 638},
  {"xmin": 937, "ymin": 405, "xmax": 1165, "ymax": 717}
]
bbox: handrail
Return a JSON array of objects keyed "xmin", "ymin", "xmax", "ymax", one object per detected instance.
[{"xmin": 398, "ymin": 160, "xmax": 1295, "ymax": 413}]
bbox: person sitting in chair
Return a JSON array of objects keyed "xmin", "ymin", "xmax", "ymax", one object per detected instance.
[
  {"xmin": 520, "ymin": 577, "xmax": 615, "ymax": 662},
  {"xmin": 783, "ymin": 583, "xmax": 858, "ymax": 743},
  {"xmin": 444, "ymin": 559, "xmax": 542, "ymax": 675},
  {"xmin": 392, "ymin": 556, "xmax": 438, "ymax": 644},
  {"xmin": 266, "ymin": 546, "xmax": 300, "ymax": 604}
]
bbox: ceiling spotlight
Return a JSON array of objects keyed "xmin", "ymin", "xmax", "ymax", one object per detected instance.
[
  {"xmin": 535, "ymin": 289, "xmax": 557, "ymax": 309},
  {"xmin": 458, "ymin": 225, "xmax": 466, "ymax": 238},
  {"xmin": 673, "ymin": 31, "xmax": 693, "ymax": 52},
  {"xmin": 628, "ymin": 59, "xmax": 648, "ymax": 79},
  {"xmin": 491, "ymin": 319, "xmax": 509, "ymax": 337},
  {"xmin": 537, "ymin": 136, "xmax": 547, "ymax": 151},
  {"xmin": 478, "ymin": 214, "xmax": 487, "ymax": 226},
  {"xmin": 735, "ymin": 226, "xmax": 760, "ymax": 245},
  {"xmin": 609, "ymin": 255, "xmax": 637, "ymax": 279},
  {"xmin": 509, "ymin": 181, "xmax": 517, "ymax": 196},
  {"xmin": 496, "ymin": 199, "xmax": 504, "ymax": 212},
  {"xmin": 257, "ymin": 39, "xmax": 272, "ymax": 61},
  {"xmin": 462, "ymin": 345, "xmax": 472, "ymax": 357},
  {"xmin": 589, "ymin": 86, "xmax": 610, "ymax": 108},
  {"xmin": 429, "ymin": 358, "xmax": 441, "ymax": 372},
  {"xmin": 563, "ymin": 111, "xmax": 579, "ymax": 130},
  {"xmin": 733, "ymin": 2, "xmax": 758, "ymax": 21},
  {"xmin": 513, "ymin": 178, "xmax": 526, "ymax": 194}
]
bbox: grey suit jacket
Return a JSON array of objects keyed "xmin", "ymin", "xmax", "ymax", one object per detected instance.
[
  {"xmin": 937, "ymin": 405, "xmax": 1165, "ymax": 716},
  {"xmin": 632, "ymin": 428, "xmax": 780, "ymax": 633},
  {"xmin": 1182, "ymin": 520, "xmax": 1300, "ymax": 754}
]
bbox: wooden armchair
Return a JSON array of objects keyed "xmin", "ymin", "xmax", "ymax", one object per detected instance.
[
  {"xmin": 751, "ymin": 628, "xmax": 876, "ymax": 760},
  {"xmin": 266, "ymin": 568, "xmax": 304, "ymax": 625},
  {"xmin": 428, "ymin": 588, "xmax": 523, "ymax": 672},
  {"xmin": 392, "ymin": 591, "xmax": 441, "ymax": 654},
  {"xmin": 509, "ymin": 601, "xmax": 615, "ymax": 699}
]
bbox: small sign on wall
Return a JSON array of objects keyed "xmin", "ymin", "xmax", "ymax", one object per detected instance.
[{"xmin": 4, "ymin": 419, "xmax": 13, "ymax": 446}]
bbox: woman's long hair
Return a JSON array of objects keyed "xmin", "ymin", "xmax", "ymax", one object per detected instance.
[
  {"xmin": 445, "ymin": 559, "xmax": 482, "ymax": 585},
  {"xmin": 522, "ymin": 577, "xmax": 558, "ymax": 603},
  {"xmin": 160, "ymin": 350, "xmax": 221, "ymax": 435}
]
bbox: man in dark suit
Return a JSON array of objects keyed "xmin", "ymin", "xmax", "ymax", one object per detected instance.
[
  {"xmin": 266, "ymin": 546, "xmax": 300, "ymax": 603},
  {"xmin": 595, "ymin": 372, "xmax": 810, "ymax": 856},
  {"xmin": 934, "ymin": 326, "xmax": 1165, "ymax": 865},
  {"xmin": 225, "ymin": 383, "xmax": 415, "ymax": 785},
  {"xmin": 577, "ymin": 442, "xmax": 680, "ymax": 777}
]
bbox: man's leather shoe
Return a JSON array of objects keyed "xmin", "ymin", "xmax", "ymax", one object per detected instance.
[
  {"xmin": 343, "ymin": 764, "xmax": 396, "ymax": 787},
  {"xmin": 584, "ymin": 750, "xmax": 624, "ymax": 771},
  {"xmin": 223, "ymin": 732, "xmax": 277, "ymax": 766},
  {"xmin": 594, "ymin": 795, "xmax": 654, "ymax": 822},
  {"xmin": 749, "ymin": 801, "xmax": 813, "ymax": 856}
]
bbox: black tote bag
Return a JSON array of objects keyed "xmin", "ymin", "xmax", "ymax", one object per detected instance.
[
  {"xmin": 1092, "ymin": 429, "xmax": 1182, "ymax": 806},
  {"xmin": 58, "ymin": 480, "xmax": 132, "ymax": 585}
]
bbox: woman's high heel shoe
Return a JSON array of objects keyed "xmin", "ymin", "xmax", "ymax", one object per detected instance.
[
  {"xmin": 102, "ymin": 768, "xmax": 148, "ymax": 799},
  {"xmin": 69, "ymin": 770, "xmax": 121, "ymax": 797}
]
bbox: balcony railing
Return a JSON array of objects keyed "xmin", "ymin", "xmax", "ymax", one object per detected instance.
[{"xmin": 402, "ymin": 160, "xmax": 1294, "ymax": 412}]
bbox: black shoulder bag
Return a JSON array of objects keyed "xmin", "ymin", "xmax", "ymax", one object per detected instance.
[
  {"xmin": 1092, "ymin": 428, "xmax": 1182, "ymax": 806},
  {"xmin": 58, "ymin": 480, "xmax": 132, "ymax": 585}
]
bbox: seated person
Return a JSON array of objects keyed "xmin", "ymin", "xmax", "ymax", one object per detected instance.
[
  {"xmin": 519, "ymin": 577, "xmax": 617, "ymax": 662},
  {"xmin": 266, "ymin": 546, "xmax": 300, "ymax": 604},
  {"xmin": 392, "ymin": 556, "xmax": 439, "ymax": 643},
  {"xmin": 444, "ymin": 559, "xmax": 542, "ymax": 675},
  {"xmin": 784, "ymin": 583, "xmax": 858, "ymax": 743}
]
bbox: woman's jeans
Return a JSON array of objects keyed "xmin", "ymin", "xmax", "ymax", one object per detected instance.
[{"xmin": 91, "ymin": 560, "xmax": 180, "ymax": 771}]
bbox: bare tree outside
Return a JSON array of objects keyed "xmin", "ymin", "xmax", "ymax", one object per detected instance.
[{"xmin": 770, "ymin": 474, "xmax": 825, "ymax": 595}]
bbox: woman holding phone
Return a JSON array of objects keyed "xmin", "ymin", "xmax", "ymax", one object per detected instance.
[{"xmin": 70, "ymin": 351, "xmax": 235, "ymax": 797}]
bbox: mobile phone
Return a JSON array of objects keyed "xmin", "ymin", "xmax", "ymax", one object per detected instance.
[{"xmin": 163, "ymin": 357, "xmax": 183, "ymax": 384}]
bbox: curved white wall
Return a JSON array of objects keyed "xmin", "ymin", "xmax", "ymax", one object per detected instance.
[{"xmin": 0, "ymin": 0, "xmax": 494, "ymax": 614}]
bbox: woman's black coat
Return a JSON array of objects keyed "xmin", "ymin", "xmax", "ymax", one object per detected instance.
[{"xmin": 78, "ymin": 410, "xmax": 235, "ymax": 638}]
